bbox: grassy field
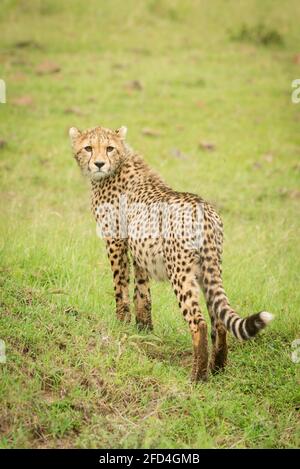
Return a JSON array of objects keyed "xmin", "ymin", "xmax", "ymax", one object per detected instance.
[{"xmin": 0, "ymin": 0, "xmax": 300, "ymax": 449}]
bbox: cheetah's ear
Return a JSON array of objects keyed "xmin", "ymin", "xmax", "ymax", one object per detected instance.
[
  {"xmin": 115, "ymin": 126, "xmax": 127, "ymax": 140},
  {"xmin": 69, "ymin": 127, "xmax": 81, "ymax": 144}
]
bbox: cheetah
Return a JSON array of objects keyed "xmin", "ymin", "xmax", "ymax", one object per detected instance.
[{"xmin": 69, "ymin": 125, "xmax": 273, "ymax": 382}]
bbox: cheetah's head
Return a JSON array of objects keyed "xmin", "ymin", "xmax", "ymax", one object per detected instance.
[{"xmin": 69, "ymin": 126, "xmax": 128, "ymax": 180}]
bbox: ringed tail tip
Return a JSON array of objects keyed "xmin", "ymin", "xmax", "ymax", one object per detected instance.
[{"xmin": 259, "ymin": 311, "xmax": 274, "ymax": 325}]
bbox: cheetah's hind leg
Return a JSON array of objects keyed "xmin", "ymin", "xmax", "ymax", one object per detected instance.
[{"xmin": 166, "ymin": 259, "xmax": 209, "ymax": 382}]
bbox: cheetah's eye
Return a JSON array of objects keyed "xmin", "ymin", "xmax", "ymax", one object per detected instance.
[
  {"xmin": 106, "ymin": 146, "xmax": 115, "ymax": 153},
  {"xmin": 84, "ymin": 146, "xmax": 92, "ymax": 152}
]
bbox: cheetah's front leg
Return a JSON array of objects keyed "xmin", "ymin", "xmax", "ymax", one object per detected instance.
[
  {"xmin": 105, "ymin": 239, "xmax": 130, "ymax": 323},
  {"xmin": 133, "ymin": 261, "xmax": 153, "ymax": 331},
  {"xmin": 210, "ymin": 319, "xmax": 227, "ymax": 373}
]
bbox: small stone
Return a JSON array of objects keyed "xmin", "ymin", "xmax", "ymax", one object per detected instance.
[
  {"xmin": 199, "ymin": 140, "xmax": 216, "ymax": 151},
  {"xmin": 12, "ymin": 95, "xmax": 34, "ymax": 106},
  {"xmin": 36, "ymin": 61, "xmax": 61, "ymax": 75},
  {"xmin": 125, "ymin": 80, "xmax": 143, "ymax": 91},
  {"xmin": 141, "ymin": 127, "xmax": 161, "ymax": 137}
]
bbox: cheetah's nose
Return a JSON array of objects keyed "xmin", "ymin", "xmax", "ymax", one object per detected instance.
[{"xmin": 94, "ymin": 161, "xmax": 105, "ymax": 170}]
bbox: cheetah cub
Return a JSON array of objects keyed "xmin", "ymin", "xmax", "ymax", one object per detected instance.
[{"xmin": 70, "ymin": 125, "xmax": 273, "ymax": 382}]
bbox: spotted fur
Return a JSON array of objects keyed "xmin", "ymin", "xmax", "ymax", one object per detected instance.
[{"xmin": 70, "ymin": 125, "xmax": 273, "ymax": 382}]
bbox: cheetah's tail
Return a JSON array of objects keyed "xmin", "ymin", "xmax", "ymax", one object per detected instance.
[
  {"xmin": 219, "ymin": 308, "xmax": 273, "ymax": 340},
  {"xmin": 204, "ymin": 281, "xmax": 273, "ymax": 340}
]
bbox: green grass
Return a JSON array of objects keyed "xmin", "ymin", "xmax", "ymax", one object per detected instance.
[{"xmin": 0, "ymin": 0, "xmax": 300, "ymax": 449}]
